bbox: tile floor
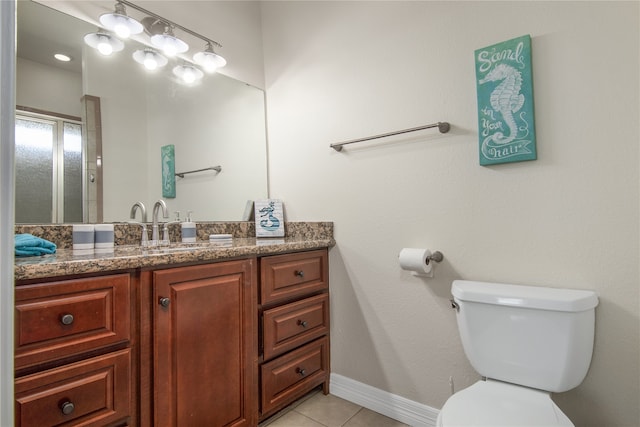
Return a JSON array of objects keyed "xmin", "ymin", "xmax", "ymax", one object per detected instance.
[{"xmin": 259, "ymin": 389, "xmax": 411, "ymax": 427}]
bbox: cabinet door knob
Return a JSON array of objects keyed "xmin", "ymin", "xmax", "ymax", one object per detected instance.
[
  {"xmin": 60, "ymin": 401, "xmax": 75, "ymax": 415},
  {"xmin": 159, "ymin": 297, "xmax": 171, "ymax": 308},
  {"xmin": 60, "ymin": 314, "xmax": 74, "ymax": 326},
  {"xmin": 295, "ymin": 270, "xmax": 304, "ymax": 278},
  {"xmin": 297, "ymin": 320, "xmax": 308, "ymax": 328},
  {"xmin": 296, "ymin": 367, "xmax": 306, "ymax": 376}
]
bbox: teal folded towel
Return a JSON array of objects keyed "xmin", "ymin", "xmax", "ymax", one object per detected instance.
[{"xmin": 15, "ymin": 233, "xmax": 57, "ymax": 257}]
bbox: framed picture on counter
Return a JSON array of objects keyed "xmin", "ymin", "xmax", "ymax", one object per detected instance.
[{"xmin": 255, "ymin": 199, "xmax": 284, "ymax": 237}]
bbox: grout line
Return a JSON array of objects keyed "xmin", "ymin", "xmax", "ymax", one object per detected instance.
[
  {"xmin": 341, "ymin": 407, "xmax": 364, "ymax": 427},
  {"xmin": 292, "ymin": 410, "xmax": 330, "ymax": 427}
]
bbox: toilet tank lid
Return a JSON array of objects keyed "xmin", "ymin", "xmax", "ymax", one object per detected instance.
[{"xmin": 452, "ymin": 280, "xmax": 599, "ymax": 312}]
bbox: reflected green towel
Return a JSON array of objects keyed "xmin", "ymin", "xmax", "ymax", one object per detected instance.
[{"xmin": 15, "ymin": 233, "xmax": 57, "ymax": 257}]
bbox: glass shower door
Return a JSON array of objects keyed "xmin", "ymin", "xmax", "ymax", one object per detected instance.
[{"xmin": 15, "ymin": 114, "xmax": 83, "ymax": 223}]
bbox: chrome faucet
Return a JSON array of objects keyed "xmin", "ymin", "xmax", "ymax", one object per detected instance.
[
  {"xmin": 151, "ymin": 199, "xmax": 169, "ymax": 245},
  {"xmin": 128, "ymin": 221, "xmax": 149, "ymax": 247},
  {"xmin": 130, "ymin": 201, "xmax": 147, "ymax": 223}
]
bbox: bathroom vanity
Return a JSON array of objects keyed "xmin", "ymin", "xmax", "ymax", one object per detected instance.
[{"xmin": 13, "ymin": 222, "xmax": 333, "ymax": 427}]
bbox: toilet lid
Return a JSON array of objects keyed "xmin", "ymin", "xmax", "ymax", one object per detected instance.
[{"xmin": 438, "ymin": 380, "xmax": 574, "ymax": 427}]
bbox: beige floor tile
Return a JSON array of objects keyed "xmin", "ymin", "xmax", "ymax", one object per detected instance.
[
  {"xmin": 294, "ymin": 393, "xmax": 362, "ymax": 427},
  {"xmin": 343, "ymin": 408, "xmax": 410, "ymax": 427},
  {"xmin": 266, "ymin": 410, "xmax": 327, "ymax": 427}
]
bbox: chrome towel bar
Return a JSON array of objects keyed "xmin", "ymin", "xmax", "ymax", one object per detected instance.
[
  {"xmin": 175, "ymin": 166, "xmax": 221, "ymax": 178},
  {"xmin": 330, "ymin": 121, "xmax": 450, "ymax": 152}
]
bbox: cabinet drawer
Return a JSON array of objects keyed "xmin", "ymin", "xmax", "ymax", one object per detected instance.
[
  {"xmin": 263, "ymin": 293, "xmax": 329, "ymax": 361},
  {"xmin": 15, "ymin": 274, "xmax": 131, "ymax": 370},
  {"xmin": 260, "ymin": 337, "xmax": 329, "ymax": 415},
  {"xmin": 15, "ymin": 348, "xmax": 131, "ymax": 427},
  {"xmin": 260, "ymin": 250, "xmax": 328, "ymax": 305}
]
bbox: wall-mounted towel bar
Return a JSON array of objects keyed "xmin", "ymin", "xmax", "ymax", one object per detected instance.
[
  {"xmin": 175, "ymin": 166, "xmax": 222, "ymax": 178},
  {"xmin": 330, "ymin": 122, "xmax": 450, "ymax": 152}
]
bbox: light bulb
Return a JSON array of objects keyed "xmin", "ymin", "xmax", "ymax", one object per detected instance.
[
  {"xmin": 144, "ymin": 54, "xmax": 158, "ymax": 70},
  {"xmin": 97, "ymin": 38, "xmax": 113, "ymax": 56},
  {"xmin": 163, "ymin": 43, "xmax": 177, "ymax": 57},
  {"xmin": 182, "ymin": 69, "xmax": 196, "ymax": 84},
  {"xmin": 99, "ymin": 4, "xmax": 143, "ymax": 39},
  {"xmin": 133, "ymin": 49, "xmax": 168, "ymax": 71},
  {"xmin": 172, "ymin": 64, "xmax": 203, "ymax": 85},
  {"xmin": 114, "ymin": 21, "xmax": 130, "ymax": 38},
  {"xmin": 201, "ymin": 56, "xmax": 218, "ymax": 73},
  {"xmin": 193, "ymin": 44, "xmax": 226, "ymax": 73},
  {"xmin": 85, "ymin": 31, "xmax": 123, "ymax": 56}
]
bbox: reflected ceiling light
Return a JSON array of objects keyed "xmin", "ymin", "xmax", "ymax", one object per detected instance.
[
  {"xmin": 133, "ymin": 48, "xmax": 168, "ymax": 71},
  {"xmin": 193, "ymin": 42, "xmax": 227, "ymax": 73},
  {"xmin": 150, "ymin": 26, "xmax": 189, "ymax": 57},
  {"xmin": 84, "ymin": 31, "xmax": 124, "ymax": 56},
  {"xmin": 173, "ymin": 64, "xmax": 204, "ymax": 84},
  {"xmin": 54, "ymin": 53, "xmax": 72, "ymax": 62},
  {"xmin": 99, "ymin": 2, "xmax": 143, "ymax": 39}
]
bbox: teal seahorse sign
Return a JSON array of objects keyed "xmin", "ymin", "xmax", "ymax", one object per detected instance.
[
  {"xmin": 259, "ymin": 201, "xmax": 280, "ymax": 231},
  {"xmin": 475, "ymin": 35, "xmax": 537, "ymax": 166}
]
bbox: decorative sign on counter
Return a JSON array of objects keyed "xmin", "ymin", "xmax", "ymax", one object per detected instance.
[
  {"xmin": 255, "ymin": 199, "xmax": 285, "ymax": 237},
  {"xmin": 475, "ymin": 34, "xmax": 537, "ymax": 166},
  {"xmin": 161, "ymin": 144, "xmax": 176, "ymax": 198}
]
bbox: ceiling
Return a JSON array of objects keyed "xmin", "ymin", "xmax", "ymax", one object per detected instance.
[{"xmin": 17, "ymin": 1, "xmax": 93, "ymax": 73}]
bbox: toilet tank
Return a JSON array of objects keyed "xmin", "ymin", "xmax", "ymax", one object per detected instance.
[{"xmin": 451, "ymin": 280, "xmax": 599, "ymax": 393}]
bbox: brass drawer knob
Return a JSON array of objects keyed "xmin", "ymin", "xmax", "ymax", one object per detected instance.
[
  {"xmin": 60, "ymin": 401, "xmax": 75, "ymax": 415},
  {"xmin": 60, "ymin": 314, "xmax": 74, "ymax": 326}
]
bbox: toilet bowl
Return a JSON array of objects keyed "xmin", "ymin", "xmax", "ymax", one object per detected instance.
[
  {"xmin": 438, "ymin": 280, "xmax": 598, "ymax": 427},
  {"xmin": 436, "ymin": 380, "xmax": 573, "ymax": 427}
]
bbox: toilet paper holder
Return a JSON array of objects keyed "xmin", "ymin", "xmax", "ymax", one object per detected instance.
[{"xmin": 426, "ymin": 251, "xmax": 444, "ymax": 264}]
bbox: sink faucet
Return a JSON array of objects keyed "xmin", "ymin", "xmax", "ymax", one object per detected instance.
[
  {"xmin": 127, "ymin": 221, "xmax": 149, "ymax": 247},
  {"xmin": 151, "ymin": 199, "xmax": 169, "ymax": 245},
  {"xmin": 130, "ymin": 201, "xmax": 147, "ymax": 223}
]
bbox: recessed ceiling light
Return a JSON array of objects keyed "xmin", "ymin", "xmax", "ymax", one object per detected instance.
[{"xmin": 54, "ymin": 53, "xmax": 72, "ymax": 62}]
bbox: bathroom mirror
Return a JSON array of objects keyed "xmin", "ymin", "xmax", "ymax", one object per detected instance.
[{"xmin": 16, "ymin": 0, "xmax": 268, "ymax": 223}]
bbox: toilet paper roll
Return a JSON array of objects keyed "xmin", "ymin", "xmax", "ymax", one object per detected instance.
[{"xmin": 398, "ymin": 248, "xmax": 433, "ymax": 275}]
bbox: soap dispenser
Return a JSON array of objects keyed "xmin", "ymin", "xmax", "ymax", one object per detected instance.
[{"xmin": 181, "ymin": 211, "xmax": 196, "ymax": 243}]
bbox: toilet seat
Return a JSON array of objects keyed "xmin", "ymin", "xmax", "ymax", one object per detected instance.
[{"xmin": 437, "ymin": 380, "xmax": 574, "ymax": 427}]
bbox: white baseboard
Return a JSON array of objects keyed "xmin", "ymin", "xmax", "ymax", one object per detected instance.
[{"xmin": 330, "ymin": 373, "xmax": 440, "ymax": 427}]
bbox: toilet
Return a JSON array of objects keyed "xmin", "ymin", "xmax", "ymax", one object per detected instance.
[{"xmin": 437, "ymin": 280, "xmax": 599, "ymax": 427}]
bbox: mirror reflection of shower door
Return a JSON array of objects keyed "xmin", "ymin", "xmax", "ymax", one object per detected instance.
[{"xmin": 15, "ymin": 113, "xmax": 83, "ymax": 223}]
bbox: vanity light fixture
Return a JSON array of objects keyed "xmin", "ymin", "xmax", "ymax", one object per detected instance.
[
  {"xmin": 133, "ymin": 48, "xmax": 168, "ymax": 71},
  {"xmin": 85, "ymin": 0, "xmax": 226, "ymax": 82},
  {"xmin": 193, "ymin": 41, "xmax": 227, "ymax": 73},
  {"xmin": 150, "ymin": 25, "xmax": 189, "ymax": 57},
  {"xmin": 173, "ymin": 63, "xmax": 204, "ymax": 84},
  {"xmin": 99, "ymin": 2, "xmax": 143, "ymax": 39},
  {"xmin": 84, "ymin": 31, "xmax": 124, "ymax": 56}
]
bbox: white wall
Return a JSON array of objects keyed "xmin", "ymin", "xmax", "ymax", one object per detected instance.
[
  {"xmin": 261, "ymin": 2, "xmax": 639, "ymax": 426},
  {"xmin": 145, "ymin": 73, "xmax": 268, "ymax": 221},
  {"xmin": 83, "ymin": 43, "xmax": 150, "ymax": 222},
  {"xmin": 16, "ymin": 57, "xmax": 82, "ymax": 117}
]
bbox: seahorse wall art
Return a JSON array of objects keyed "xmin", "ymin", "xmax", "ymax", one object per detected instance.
[
  {"xmin": 161, "ymin": 144, "xmax": 176, "ymax": 198},
  {"xmin": 255, "ymin": 199, "xmax": 285, "ymax": 237},
  {"xmin": 474, "ymin": 34, "xmax": 537, "ymax": 166}
]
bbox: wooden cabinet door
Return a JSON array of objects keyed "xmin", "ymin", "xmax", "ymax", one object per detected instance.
[{"xmin": 153, "ymin": 260, "xmax": 256, "ymax": 427}]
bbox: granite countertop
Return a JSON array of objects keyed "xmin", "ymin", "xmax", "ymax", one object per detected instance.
[{"xmin": 15, "ymin": 236, "xmax": 335, "ymax": 282}]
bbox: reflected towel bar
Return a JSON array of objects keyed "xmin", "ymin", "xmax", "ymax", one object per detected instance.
[
  {"xmin": 330, "ymin": 121, "xmax": 450, "ymax": 152},
  {"xmin": 175, "ymin": 166, "xmax": 222, "ymax": 178}
]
